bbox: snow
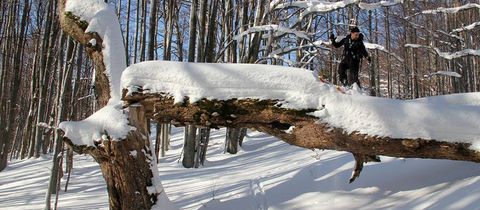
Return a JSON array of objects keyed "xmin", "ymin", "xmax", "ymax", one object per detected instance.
[
  {"xmin": 406, "ymin": 44, "xmax": 480, "ymax": 60},
  {"xmin": 421, "ymin": 3, "xmax": 480, "ymax": 15},
  {"xmin": 65, "ymin": 0, "xmax": 126, "ymax": 104},
  {"xmin": 365, "ymin": 43, "xmax": 386, "ymax": 51},
  {"xmin": 233, "ymin": 25, "xmax": 310, "ymax": 41},
  {"xmin": 59, "ymin": 104, "xmax": 132, "ymax": 146},
  {"xmin": 358, "ymin": 0, "xmax": 403, "ymax": 11},
  {"xmin": 452, "ymin": 22, "xmax": 480, "ymax": 33},
  {"xmin": 429, "ymin": 71, "xmax": 462, "ymax": 78},
  {"xmin": 121, "ymin": 61, "xmax": 480, "ymax": 150},
  {"xmin": 121, "ymin": 61, "xmax": 323, "ymax": 109},
  {"xmin": 271, "ymin": 0, "xmax": 403, "ymax": 20},
  {"xmin": 2, "ymin": 128, "xmax": 480, "ymax": 210},
  {"xmin": 404, "ymin": 44, "xmax": 422, "ymax": 48},
  {"xmin": 434, "ymin": 48, "xmax": 480, "ymax": 60},
  {"xmin": 365, "ymin": 43, "xmax": 404, "ymax": 62}
]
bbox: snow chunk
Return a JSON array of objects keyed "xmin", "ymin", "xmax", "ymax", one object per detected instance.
[
  {"xmin": 89, "ymin": 39, "xmax": 97, "ymax": 47},
  {"xmin": 59, "ymin": 104, "xmax": 133, "ymax": 146},
  {"xmin": 285, "ymin": 126, "xmax": 295, "ymax": 134},
  {"xmin": 365, "ymin": 43, "xmax": 386, "ymax": 51},
  {"xmin": 130, "ymin": 150, "xmax": 138, "ymax": 158},
  {"xmin": 121, "ymin": 61, "xmax": 326, "ymax": 109},
  {"xmin": 429, "ymin": 71, "xmax": 462, "ymax": 78},
  {"xmin": 65, "ymin": 0, "xmax": 126, "ymax": 104}
]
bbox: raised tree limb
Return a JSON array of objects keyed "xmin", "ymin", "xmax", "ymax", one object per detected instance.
[{"xmin": 58, "ymin": 0, "xmax": 110, "ymax": 107}]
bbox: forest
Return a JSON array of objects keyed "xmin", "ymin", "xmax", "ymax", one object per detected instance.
[{"xmin": 0, "ymin": 0, "xmax": 479, "ymax": 209}]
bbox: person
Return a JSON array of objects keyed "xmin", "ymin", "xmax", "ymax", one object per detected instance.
[{"xmin": 330, "ymin": 27, "xmax": 371, "ymax": 87}]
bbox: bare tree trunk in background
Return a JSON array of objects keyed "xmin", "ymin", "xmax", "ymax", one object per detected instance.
[
  {"xmin": 133, "ymin": 0, "xmax": 141, "ymax": 62},
  {"xmin": 182, "ymin": 125, "xmax": 197, "ymax": 168},
  {"xmin": 34, "ymin": 0, "xmax": 58, "ymax": 158},
  {"xmin": 147, "ymin": 0, "xmax": 158, "ymax": 60},
  {"xmin": 384, "ymin": 7, "xmax": 392, "ymax": 98},
  {"xmin": 187, "ymin": 0, "xmax": 198, "ymax": 62},
  {"xmin": 367, "ymin": 10, "xmax": 376, "ymax": 96},
  {"xmin": 163, "ymin": 0, "xmax": 175, "ymax": 61},
  {"xmin": 238, "ymin": 0, "xmax": 249, "ymax": 61},
  {"xmin": 125, "ymin": 0, "xmax": 132, "ymax": 65},
  {"xmin": 246, "ymin": 0, "xmax": 267, "ymax": 63},
  {"xmin": 196, "ymin": 0, "xmax": 208, "ymax": 62},
  {"xmin": 46, "ymin": 34, "xmax": 75, "ymax": 210},
  {"xmin": 204, "ymin": 0, "xmax": 218, "ymax": 63},
  {"xmin": 182, "ymin": 0, "xmax": 199, "ymax": 168},
  {"xmin": 0, "ymin": 0, "xmax": 20, "ymax": 171},
  {"xmin": 139, "ymin": 0, "xmax": 147, "ymax": 62}
]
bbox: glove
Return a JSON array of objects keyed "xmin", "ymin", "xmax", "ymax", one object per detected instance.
[{"xmin": 329, "ymin": 33, "xmax": 335, "ymax": 41}]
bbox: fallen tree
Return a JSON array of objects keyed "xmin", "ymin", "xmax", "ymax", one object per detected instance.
[
  {"xmin": 58, "ymin": 0, "xmax": 480, "ymax": 209},
  {"xmin": 123, "ymin": 91, "xmax": 480, "ymax": 182}
]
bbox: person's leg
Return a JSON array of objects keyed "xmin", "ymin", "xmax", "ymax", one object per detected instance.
[
  {"xmin": 338, "ymin": 60, "xmax": 348, "ymax": 86},
  {"xmin": 348, "ymin": 61, "xmax": 361, "ymax": 88}
]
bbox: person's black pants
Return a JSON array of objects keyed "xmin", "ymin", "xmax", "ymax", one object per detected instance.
[{"xmin": 338, "ymin": 58, "xmax": 360, "ymax": 87}]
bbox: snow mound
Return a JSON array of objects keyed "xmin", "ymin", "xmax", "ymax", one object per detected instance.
[
  {"xmin": 121, "ymin": 61, "xmax": 328, "ymax": 109},
  {"xmin": 59, "ymin": 105, "xmax": 132, "ymax": 146}
]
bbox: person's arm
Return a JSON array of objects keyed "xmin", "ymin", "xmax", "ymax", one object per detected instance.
[
  {"xmin": 360, "ymin": 42, "xmax": 371, "ymax": 62},
  {"xmin": 330, "ymin": 34, "xmax": 346, "ymax": 48}
]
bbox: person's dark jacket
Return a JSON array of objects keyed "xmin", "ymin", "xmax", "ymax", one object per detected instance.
[{"xmin": 331, "ymin": 33, "xmax": 370, "ymax": 62}]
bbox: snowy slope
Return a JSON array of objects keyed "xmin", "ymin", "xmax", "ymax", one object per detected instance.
[{"xmin": 1, "ymin": 127, "xmax": 480, "ymax": 210}]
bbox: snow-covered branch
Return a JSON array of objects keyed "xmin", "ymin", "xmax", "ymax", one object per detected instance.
[
  {"xmin": 365, "ymin": 43, "xmax": 404, "ymax": 62},
  {"xmin": 427, "ymin": 71, "xmax": 462, "ymax": 78},
  {"xmin": 451, "ymin": 22, "xmax": 480, "ymax": 33},
  {"xmin": 358, "ymin": 0, "xmax": 404, "ymax": 10},
  {"xmin": 420, "ymin": 3, "xmax": 480, "ymax": 15},
  {"xmin": 271, "ymin": 0, "xmax": 403, "ymax": 18},
  {"xmin": 408, "ymin": 3, "xmax": 480, "ymax": 19},
  {"xmin": 233, "ymin": 25, "xmax": 310, "ymax": 42},
  {"xmin": 405, "ymin": 44, "xmax": 480, "ymax": 60}
]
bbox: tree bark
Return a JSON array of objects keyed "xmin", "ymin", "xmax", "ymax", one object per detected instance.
[
  {"xmin": 62, "ymin": 105, "xmax": 162, "ymax": 209},
  {"xmin": 59, "ymin": 0, "xmax": 111, "ymax": 107},
  {"xmin": 58, "ymin": 1, "xmax": 171, "ymax": 209}
]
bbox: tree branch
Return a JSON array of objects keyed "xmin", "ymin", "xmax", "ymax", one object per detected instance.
[{"xmin": 58, "ymin": 0, "xmax": 110, "ymax": 107}]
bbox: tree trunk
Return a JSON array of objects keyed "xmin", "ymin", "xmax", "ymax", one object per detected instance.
[
  {"xmin": 182, "ymin": 125, "xmax": 197, "ymax": 168},
  {"xmin": 187, "ymin": 0, "xmax": 198, "ymax": 62},
  {"xmin": 63, "ymin": 105, "xmax": 166, "ymax": 209},
  {"xmin": 59, "ymin": 2, "xmax": 174, "ymax": 208},
  {"xmin": 225, "ymin": 127, "xmax": 240, "ymax": 154},
  {"xmin": 196, "ymin": 0, "xmax": 208, "ymax": 62},
  {"xmin": 123, "ymin": 93, "xmax": 480, "ymax": 165}
]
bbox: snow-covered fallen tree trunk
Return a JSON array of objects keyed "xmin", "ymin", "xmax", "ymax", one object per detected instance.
[
  {"xmin": 123, "ymin": 92, "xmax": 480, "ymax": 181},
  {"xmin": 120, "ymin": 60, "xmax": 480, "ymax": 182},
  {"xmin": 123, "ymin": 92, "xmax": 480, "ymax": 162}
]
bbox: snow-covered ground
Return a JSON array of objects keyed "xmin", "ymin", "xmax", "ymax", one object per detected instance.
[{"xmin": 2, "ymin": 127, "xmax": 480, "ymax": 210}]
